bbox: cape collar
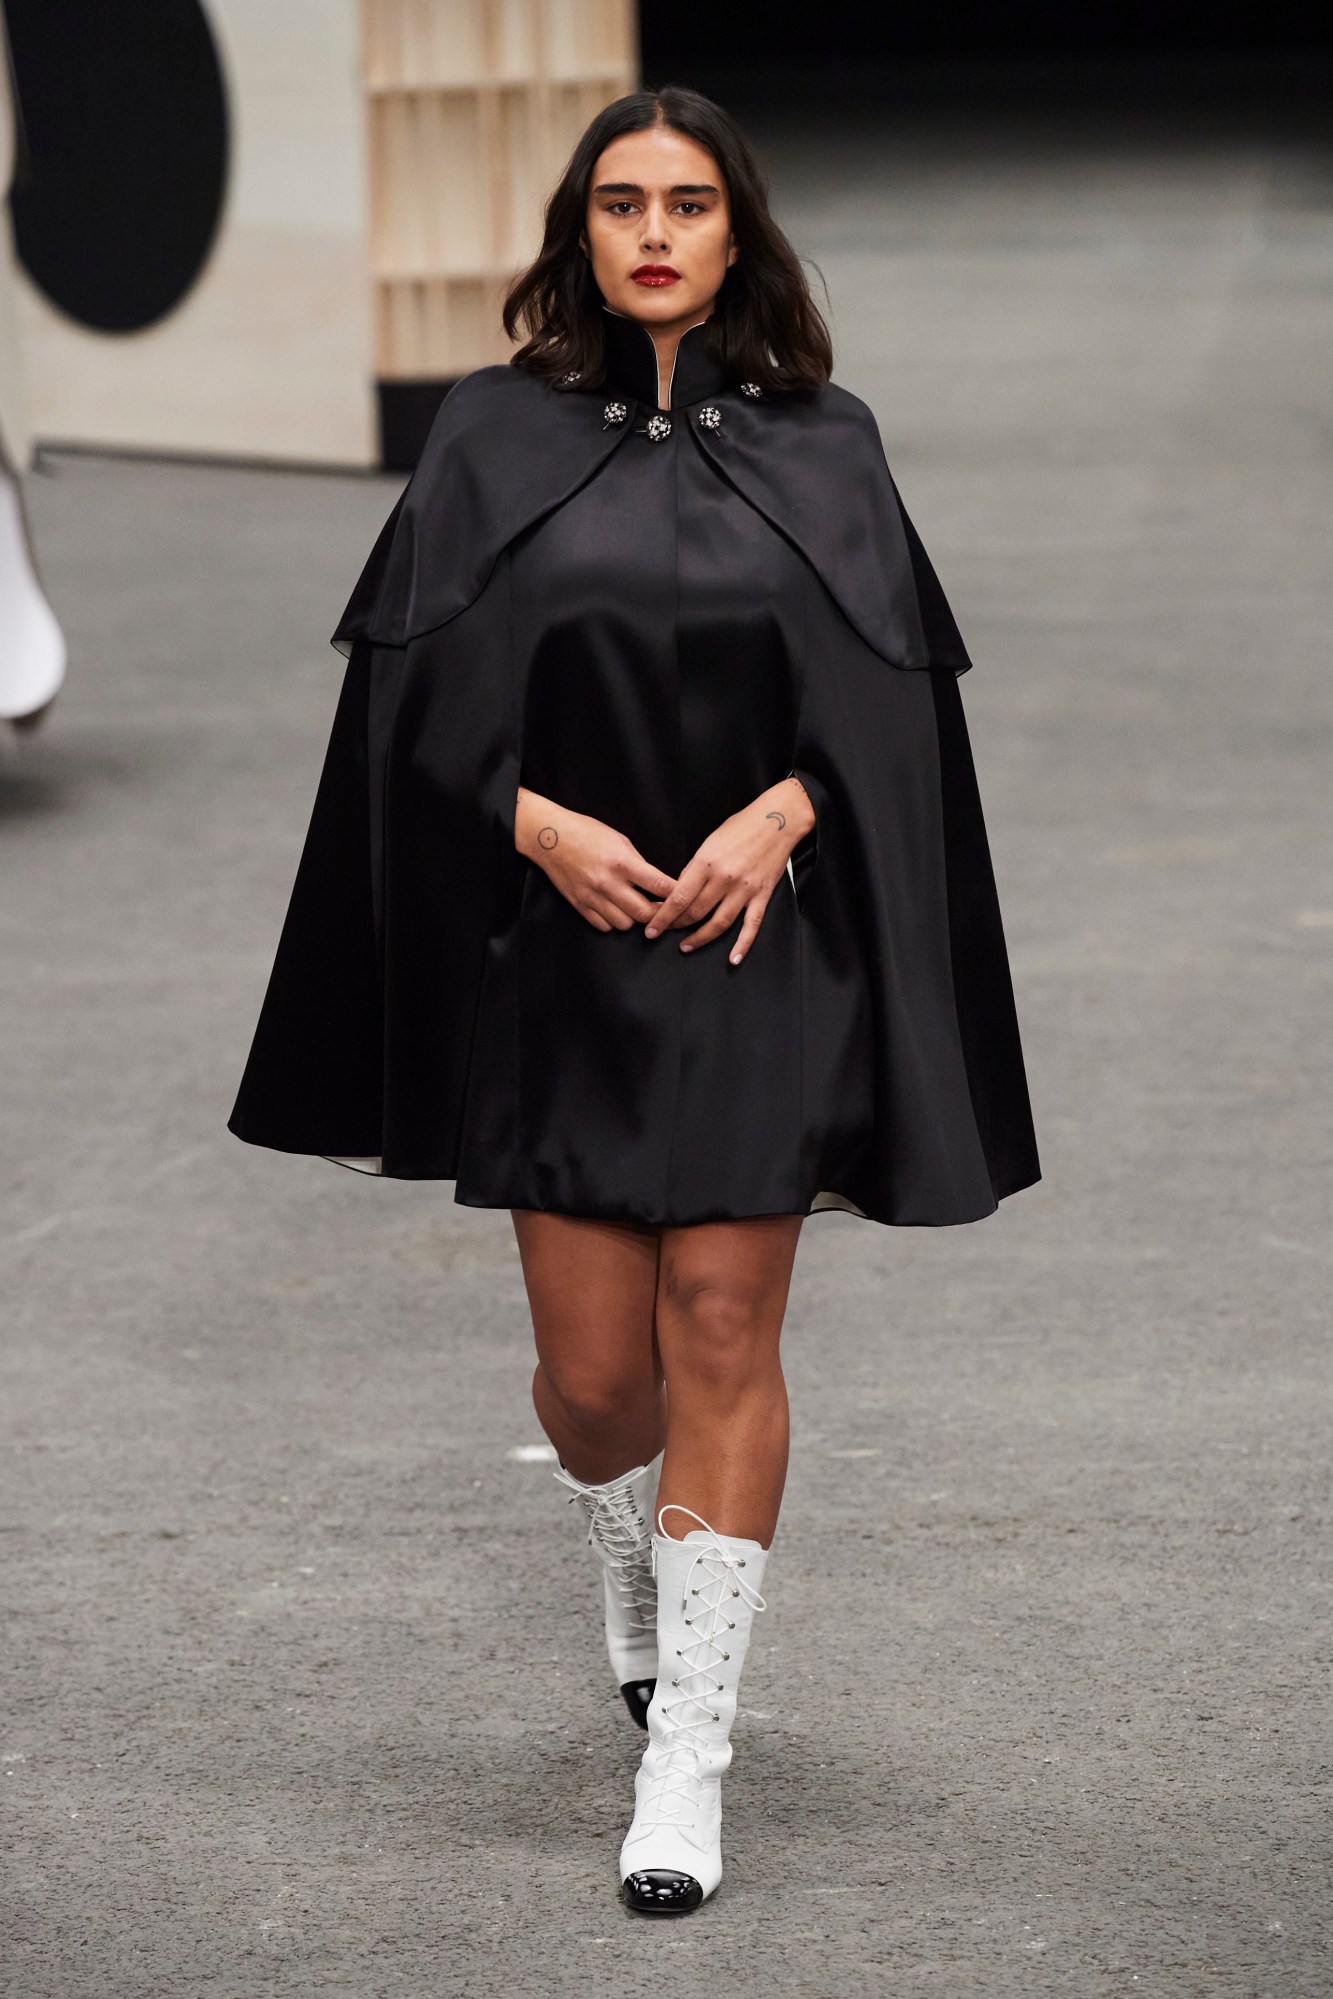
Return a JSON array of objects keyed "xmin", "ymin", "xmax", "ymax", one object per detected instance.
[{"xmin": 600, "ymin": 306, "xmax": 727, "ymax": 411}]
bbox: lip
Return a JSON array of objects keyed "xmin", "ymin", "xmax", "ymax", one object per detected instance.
[{"xmin": 631, "ymin": 264, "xmax": 681, "ymax": 287}]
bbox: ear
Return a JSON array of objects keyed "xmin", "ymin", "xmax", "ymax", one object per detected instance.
[
  {"xmin": 726, "ymin": 234, "xmax": 739, "ymax": 268},
  {"xmin": 578, "ymin": 227, "xmax": 590, "ymax": 259}
]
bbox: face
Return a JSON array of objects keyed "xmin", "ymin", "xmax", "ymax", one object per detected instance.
[{"xmin": 580, "ymin": 123, "xmax": 737, "ymax": 333}]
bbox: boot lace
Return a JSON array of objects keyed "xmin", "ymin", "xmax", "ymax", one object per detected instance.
[
  {"xmin": 553, "ymin": 1464, "xmax": 656, "ymax": 1640},
  {"xmin": 638, "ymin": 1504, "xmax": 767, "ymax": 1833}
]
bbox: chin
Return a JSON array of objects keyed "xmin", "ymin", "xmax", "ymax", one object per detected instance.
[{"xmin": 613, "ymin": 291, "xmax": 704, "ymax": 323}]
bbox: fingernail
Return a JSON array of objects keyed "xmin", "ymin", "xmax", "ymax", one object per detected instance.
[
  {"xmin": 729, "ymin": 951, "xmax": 741, "ymax": 965},
  {"xmin": 644, "ymin": 927, "xmax": 657, "ymax": 939},
  {"xmin": 680, "ymin": 941, "xmax": 692, "ymax": 953}
]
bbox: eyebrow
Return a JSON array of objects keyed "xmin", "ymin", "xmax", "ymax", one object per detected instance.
[{"xmin": 591, "ymin": 182, "xmax": 721, "ymax": 197}]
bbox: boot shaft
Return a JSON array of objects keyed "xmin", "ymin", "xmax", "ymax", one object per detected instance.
[
  {"xmin": 553, "ymin": 1456, "xmax": 660, "ymax": 1563},
  {"xmin": 647, "ymin": 1514, "xmax": 768, "ymax": 1759}
]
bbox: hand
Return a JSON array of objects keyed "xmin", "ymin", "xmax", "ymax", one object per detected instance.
[
  {"xmin": 515, "ymin": 786, "xmax": 677, "ymax": 935},
  {"xmin": 644, "ymin": 775, "xmax": 816, "ymax": 966}
]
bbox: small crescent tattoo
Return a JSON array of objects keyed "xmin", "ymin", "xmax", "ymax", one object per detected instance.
[{"xmin": 766, "ymin": 809, "xmax": 787, "ymax": 831}]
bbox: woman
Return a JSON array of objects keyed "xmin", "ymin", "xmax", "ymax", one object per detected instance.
[{"xmin": 229, "ymin": 86, "xmax": 1039, "ymax": 1915}]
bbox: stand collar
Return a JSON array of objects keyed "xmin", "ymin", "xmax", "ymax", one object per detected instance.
[{"xmin": 600, "ymin": 306, "xmax": 727, "ymax": 410}]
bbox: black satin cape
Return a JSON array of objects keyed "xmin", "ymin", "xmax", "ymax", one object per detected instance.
[{"xmin": 228, "ymin": 331, "xmax": 1040, "ymax": 1226}]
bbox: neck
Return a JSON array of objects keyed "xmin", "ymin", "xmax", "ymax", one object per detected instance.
[
  {"xmin": 646, "ymin": 311, "xmax": 714, "ymax": 409},
  {"xmin": 599, "ymin": 304, "xmax": 728, "ymax": 410},
  {"xmin": 606, "ymin": 304, "xmax": 716, "ymax": 409}
]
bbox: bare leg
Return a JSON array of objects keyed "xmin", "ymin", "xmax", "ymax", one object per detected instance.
[
  {"xmin": 512, "ymin": 1209, "xmax": 667, "ymax": 1483},
  {"xmin": 652, "ymin": 1213, "xmax": 802, "ymax": 1546}
]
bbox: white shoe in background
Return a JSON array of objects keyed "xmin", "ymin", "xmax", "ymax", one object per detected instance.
[{"xmin": 0, "ymin": 465, "xmax": 65, "ymax": 734}]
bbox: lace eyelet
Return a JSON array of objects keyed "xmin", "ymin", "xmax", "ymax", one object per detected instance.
[{"xmin": 713, "ymin": 1711, "xmax": 720, "ymax": 1721}]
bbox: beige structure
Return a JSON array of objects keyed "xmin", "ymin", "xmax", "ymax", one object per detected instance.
[{"xmin": 364, "ymin": 0, "xmax": 638, "ymax": 383}]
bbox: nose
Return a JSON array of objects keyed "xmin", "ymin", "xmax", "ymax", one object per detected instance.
[{"xmin": 639, "ymin": 198, "xmax": 670, "ymax": 255}]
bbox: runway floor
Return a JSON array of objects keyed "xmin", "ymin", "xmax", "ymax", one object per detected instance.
[{"xmin": 5, "ymin": 77, "xmax": 1332, "ymax": 1998}]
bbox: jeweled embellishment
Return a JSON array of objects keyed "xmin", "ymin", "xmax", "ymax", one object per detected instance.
[
  {"xmin": 603, "ymin": 400, "xmax": 628, "ymax": 426},
  {"xmin": 559, "ymin": 370, "xmax": 583, "ymax": 386},
  {"xmin": 740, "ymin": 381, "xmax": 763, "ymax": 398},
  {"xmin": 698, "ymin": 405, "xmax": 722, "ymax": 430},
  {"xmin": 645, "ymin": 414, "xmax": 672, "ymax": 441}
]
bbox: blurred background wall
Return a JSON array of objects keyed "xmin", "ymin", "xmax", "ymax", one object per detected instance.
[
  {"xmin": 2, "ymin": 1, "xmax": 1329, "ymax": 470},
  {"xmin": 640, "ymin": 0, "xmax": 1330, "ymax": 66}
]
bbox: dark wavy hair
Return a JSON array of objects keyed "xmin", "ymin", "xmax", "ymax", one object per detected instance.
[{"xmin": 502, "ymin": 87, "xmax": 832, "ymax": 395}]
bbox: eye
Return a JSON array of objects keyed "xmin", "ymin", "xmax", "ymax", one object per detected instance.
[
  {"xmin": 606, "ymin": 201, "xmax": 638, "ymax": 217},
  {"xmin": 675, "ymin": 202, "xmax": 704, "ymax": 217}
]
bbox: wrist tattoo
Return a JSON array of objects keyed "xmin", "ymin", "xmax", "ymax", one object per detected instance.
[
  {"xmin": 766, "ymin": 809, "xmax": 787, "ymax": 831},
  {"xmin": 785, "ymin": 773, "xmax": 808, "ymax": 797},
  {"xmin": 537, "ymin": 825, "xmax": 559, "ymax": 850}
]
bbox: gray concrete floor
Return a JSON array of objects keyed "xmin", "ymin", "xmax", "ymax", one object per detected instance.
[{"xmin": 4, "ymin": 84, "xmax": 1332, "ymax": 1999}]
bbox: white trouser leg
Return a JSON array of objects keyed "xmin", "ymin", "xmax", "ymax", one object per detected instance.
[{"xmin": 620, "ymin": 1504, "xmax": 769, "ymax": 1914}]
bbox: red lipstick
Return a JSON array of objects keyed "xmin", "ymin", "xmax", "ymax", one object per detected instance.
[{"xmin": 631, "ymin": 264, "xmax": 681, "ymax": 287}]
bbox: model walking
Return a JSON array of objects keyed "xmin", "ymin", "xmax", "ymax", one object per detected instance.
[{"xmin": 230, "ymin": 86, "xmax": 1040, "ymax": 1915}]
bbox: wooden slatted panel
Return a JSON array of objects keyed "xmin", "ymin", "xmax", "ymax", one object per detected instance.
[{"xmin": 362, "ymin": 0, "xmax": 636, "ymax": 377}]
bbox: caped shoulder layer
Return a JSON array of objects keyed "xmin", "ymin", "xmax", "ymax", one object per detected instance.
[{"xmin": 333, "ymin": 366, "xmax": 971, "ymax": 674}]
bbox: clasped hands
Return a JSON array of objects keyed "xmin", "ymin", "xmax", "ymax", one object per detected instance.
[{"xmin": 514, "ymin": 777, "xmax": 815, "ymax": 968}]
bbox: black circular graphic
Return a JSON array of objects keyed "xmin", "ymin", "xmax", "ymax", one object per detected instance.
[{"xmin": 6, "ymin": 0, "xmax": 229, "ymax": 334}]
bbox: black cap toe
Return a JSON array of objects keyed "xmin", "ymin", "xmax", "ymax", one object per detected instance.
[
  {"xmin": 622, "ymin": 1869, "xmax": 704, "ymax": 1915},
  {"xmin": 619, "ymin": 1679, "xmax": 655, "ymax": 1730}
]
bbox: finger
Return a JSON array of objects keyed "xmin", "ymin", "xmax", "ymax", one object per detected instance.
[
  {"xmin": 610, "ymin": 884, "xmax": 670, "ymax": 925},
  {"xmin": 666, "ymin": 882, "xmax": 730, "ymax": 930},
  {"xmin": 668, "ymin": 871, "xmax": 747, "ymax": 929},
  {"xmin": 626, "ymin": 855, "xmax": 679, "ymax": 903},
  {"xmin": 645, "ymin": 861, "xmax": 711, "ymax": 938},
  {"xmin": 548, "ymin": 875, "xmax": 612, "ymax": 931},
  {"xmin": 725, "ymin": 894, "xmax": 770, "ymax": 966},
  {"xmin": 567, "ymin": 899, "xmax": 619, "ymax": 935},
  {"xmin": 579, "ymin": 881, "xmax": 638, "ymax": 929},
  {"xmin": 679, "ymin": 890, "xmax": 750, "ymax": 953},
  {"xmin": 572, "ymin": 865, "xmax": 653, "ymax": 929}
]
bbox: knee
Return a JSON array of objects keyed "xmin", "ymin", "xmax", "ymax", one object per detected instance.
[
  {"xmin": 534, "ymin": 1358, "xmax": 651, "ymax": 1436},
  {"xmin": 658, "ymin": 1280, "xmax": 776, "ymax": 1395}
]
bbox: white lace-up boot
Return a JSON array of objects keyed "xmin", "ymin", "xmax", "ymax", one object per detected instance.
[
  {"xmin": 553, "ymin": 1454, "xmax": 662, "ymax": 1727},
  {"xmin": 620, "ymin": 1504, "xmax": 769, "ymax": 1915}
]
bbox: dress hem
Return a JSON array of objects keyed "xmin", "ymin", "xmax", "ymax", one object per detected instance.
[{"xmin": 314, "ymin": 1149, "xmax": 1037, "ymax": 1228}]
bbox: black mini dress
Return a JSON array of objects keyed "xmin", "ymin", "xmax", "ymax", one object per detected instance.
[{"xmin": 454, "ymin": 325, "xmax": 818, "ymax": 1220}]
